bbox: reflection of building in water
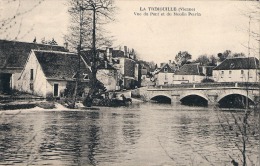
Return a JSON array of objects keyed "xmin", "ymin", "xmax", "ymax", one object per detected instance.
[{"xmin": 122, "ymin": 113, "xmax": 141, "ymax": 145}]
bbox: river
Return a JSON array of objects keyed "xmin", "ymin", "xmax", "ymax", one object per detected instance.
[{"xmin": 0, "ymin": 103, "xmax": 259, "ymax": 166}]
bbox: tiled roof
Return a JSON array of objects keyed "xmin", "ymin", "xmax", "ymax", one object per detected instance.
[
  {"xmin": 158, "ymin": 64, "xmax": 175, "ymax": 73},
  {"xmin": 33, "ymin": 50, "xmax": 91, "ymax": 80},
  {"xmin": 214, "ymin": 57, "xmax": 259, "ymax": 70},
  {"xmin": 97, "ymin": 62, "xmax": 116, "ymax": 70},
  {"xmin": 0, "ymin": 40, "xmax": 67, "ymax": 69},
  {"xmin": 112, "ymin": 50, "xmax": 125, "ymax": 57},
  {"xmin": 175, "ymin": 64, "xmax": 203, "ymax": 75}
]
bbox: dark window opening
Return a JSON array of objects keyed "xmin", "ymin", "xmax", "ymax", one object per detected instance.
[
  {"xmin": 30, "ymin": 83, "xmax": 34, "ymax": 91},
  {"xmin": 84, "ymin": 74, "xmax": 89, "ymax": 80},
  {"xmin": 54, "ymin": 84, "xmax": 59, "ymax": 97},
  {"xmin": 30, "ymin": 69, "xmax": 33, "ymax": 80}
]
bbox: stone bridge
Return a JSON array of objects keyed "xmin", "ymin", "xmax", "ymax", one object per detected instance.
[{"xmin": 140, "ymin": 82, "xmax": 259, "ymax": 106}]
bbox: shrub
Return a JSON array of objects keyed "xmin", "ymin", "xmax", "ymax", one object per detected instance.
[
  {"xmin": 46, "ymin": 92, "xmax": 54, "ymax": 101},
  {"xmin": 201, "ymin": 78, "xmax": 215, "ymax": 83}
]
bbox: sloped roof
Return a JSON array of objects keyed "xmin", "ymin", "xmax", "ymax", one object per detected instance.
[
  {"xmin": 175, "ymin": 64, "xmax": 203, "ymax": 75},
  {"xmin": 112, "ymin": 50, "xmax": 125, "ymax": 57},
  {"xmin": 158, "ymin": 63, "xmax": 175, "ymax": 73},
  {"xmin": 214, "ymin": 57, "xmax": 259, "ymax": 70},
  {"xmin": 33, "ymin": 50, "xmax": 91, "ymax": 80},
  {"xmin": 97, "ymin": 62, "xmax": 116, "ymax": 70},
  {"xmin": 0, "ymin": 40, "xmax": 67, "ymax": 69}
]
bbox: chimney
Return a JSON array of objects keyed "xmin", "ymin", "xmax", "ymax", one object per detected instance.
[
  {"xmin": 64, "ymin": 42, "xmax": 68, "ymax": 50},
  {"xmin": 105, "ymin": 61, "xmax": 108, "ymax": 68},
  {"xmin": 106, "ymin": 47, "xmax": 109, "ymax": 60},
  {"xmin": 132, "ymin": 49, "xmax": 135, "ymax": 60},
  {"xmin": 169, "ymin": 60, "xmax": 171, "ymax": 64},
  {"xmin": 128, "ymin": 48, "xmax": 130, "ymax": 58},
  {"xmin": 124, "ymin": 46, "xmax": 127, "ymax": 57},
  {"xmin": 107, "ymin": 48, "xmax": 113, "ymax": 63}
]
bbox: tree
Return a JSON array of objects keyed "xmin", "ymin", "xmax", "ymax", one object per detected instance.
[
  {"xmin": 66, "ymin": 0, "xmax": 115, "ymax": 107},
  {"xmin": 175, "ymin": 51, "xmax": 192, "ymax": 66},
  {"xmin": 48, "ymin": 38, "xmax": 58, "ymax": 45},
  {"xmin": 233, "ymin": 52, "xmax": 246, "ymax": 58},
  {"xmin": 194, "ymin": 54, "xmax": 210, "ymax": 66},
  {"xmin": 209, "ymin": 55, "xmax": 217, "ymax": 66},
  {"xmin": 218, "ymin": 50, "xmax": 232, "ymax": 62},
  {"xmin": 65, "ymin": 0, "xmax": 114, "ymax": 51}
]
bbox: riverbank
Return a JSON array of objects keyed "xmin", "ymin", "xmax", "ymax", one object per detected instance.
[{"xmin": 0, "ymin": 95, "xmax": 144, "ymax": 111}]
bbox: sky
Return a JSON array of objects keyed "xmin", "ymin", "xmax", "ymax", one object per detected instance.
[{"xmin": 1, "ymin": 0, "xmax": 259, "ymax": 63}]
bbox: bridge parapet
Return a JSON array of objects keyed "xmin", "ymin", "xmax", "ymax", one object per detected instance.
[{"xmin": 148, "ymin": 82, "xmax": 260, "ymax": 90}]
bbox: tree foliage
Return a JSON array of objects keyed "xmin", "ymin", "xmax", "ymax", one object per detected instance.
[
  {"xmin": 218, "ymin": 50, "xmax": 246, "ymax": 62},
  {"xmin": 175, "ymin": 51, "xmax": 192, "ymax": 66},
  {"xmin": 194, "ymin": 55, "xmax": 210, "ymax": 66},
  {"xmin": 194, "ymin": 54, "xmax": 217, "ymax": 66}
]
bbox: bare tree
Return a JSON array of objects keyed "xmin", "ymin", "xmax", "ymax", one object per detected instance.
[
  {"xmin": 216, "ymin": 3, "xmax": 260, "ymax": 165},
  {"xmin": 0, "ymin": 0, "xmax": 45, "ymax": 40},
  {"xmin": 65, "ymin": 0, "xmax": 115, "ymax": 107},
  {"xmin": 65, "ymin": 0, "xmax": 115, "ymax": 51}
]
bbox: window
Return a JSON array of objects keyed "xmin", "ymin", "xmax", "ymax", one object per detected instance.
[
  {"xmin": 29, "ymin": 83, "xmax": 33, "ymax": 90},
  {"xmin": 30, "ymin": 69, "xmax": 33, "ymax": 80},
  {"xmin": 229, "ymin": 71, "xmax": 232, "ymax": 74},
  {"xmin": 221, "ymin": 71, "xmax": 224, "ymax": 75},
  {"xmin": 83, "ymin": 74, "xmax": 89, "ymax": 80},
  {"xmin": 165, "ymin": 74, "xmax": 168, "ymax": 80},
  {"xmin": 241, "ymin": 70, "xmax": 244, "ymax": 74},
  {"xmin": 54, "ymin": 84, "xmax": 59, "ymax": 97},
  {"xmin": 164, "ymin": 67, "xmax": 168, "ymax": 72},
  {"xmin": 72, "ymin": 73, "xmax": 77, "ymax": 79}
]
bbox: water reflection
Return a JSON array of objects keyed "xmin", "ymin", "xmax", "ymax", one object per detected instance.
[{"xmin": 0, "ymin": 103, "xmax": 259, "ymax": 166}]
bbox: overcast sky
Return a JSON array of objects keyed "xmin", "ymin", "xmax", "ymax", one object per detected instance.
[{"xmin": 1, "ymin": 0, "xmax": 259, "ymax": 63}]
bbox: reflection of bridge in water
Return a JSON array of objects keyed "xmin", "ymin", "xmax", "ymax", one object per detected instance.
[{"xmin": 142, "ymin": 82, "xmax": 259, "ymax": 108}]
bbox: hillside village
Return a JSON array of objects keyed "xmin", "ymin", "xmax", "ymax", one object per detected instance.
[{"xmin": 0, "ymin": 39, "xmax": 259, "ymax": 100}]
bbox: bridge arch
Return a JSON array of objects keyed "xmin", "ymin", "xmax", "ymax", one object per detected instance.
[
  {"xmin": 217, "ymin": 91, "xmax": 255, "ymax": 103},
  {"xmin": 180, "ymin": 92, "xmax": 208, "ymax": 102},
  {"xmin": 180, "ymin": 92, "xmax": 209, "ymax": 106},
  {"xmin": 217, "ymin": 91, "xmax": 255, "ymax": 108},
  {"xmin": 150, "ymin": 93, "xmax": 172, "ymax": 104}
]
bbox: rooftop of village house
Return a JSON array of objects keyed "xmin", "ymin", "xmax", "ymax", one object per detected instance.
[
  {"xmin": 175, "ymin": 63, "xmax": 204, "ymax": 75},
  {"xmin": 31, "ymin": 50, "xmax": 91, "ymax": 81},
  {"xmin": 214, "ymin": 57, "xmax": 260, "ymax": 70},
  {"xmin": 0, "ymin": 39, "xmax": 68, "ymax": 69}
]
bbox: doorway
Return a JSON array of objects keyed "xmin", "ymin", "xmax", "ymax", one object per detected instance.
[
  {"xmin": 53, "ymin": 83, "xmax": 59, "ymax": 97},
  {"xmin": 0, "ymin": 73, "xmax": 12, "ymax": 93}
]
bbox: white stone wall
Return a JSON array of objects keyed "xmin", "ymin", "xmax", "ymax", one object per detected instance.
[
  {"xmin": 213, "ymin": 69, "xmax": 259, "ymax": 82},
  {"xmin": 97, "ymin": 69, "xmax": 117, "ymax": 91},
  {"xmin": 157, "ymin": 72, "xmax": 174, "ymax": 85},
  {"xmin": 17, "ymin": 52, "xmax": 47, "ymax": 97},
  {"xmin": 11, "ymin": 72, "xmax": 22, "ymax": 89},
  {"xmin": 46, "ymin": 80, "xmax": 68, "ymax": 97},
  {"xmin": 173, "ymin": 75, "xmax": 204, "ymax": 84},
  {"xmin": 157, "ymin": 73, "xmax": 205, "ymax": 85}
]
